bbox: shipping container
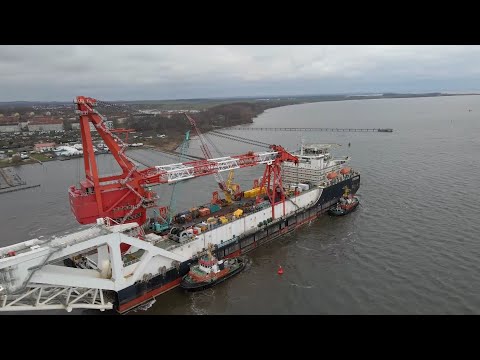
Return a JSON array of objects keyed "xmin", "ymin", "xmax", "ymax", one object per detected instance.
[
  {"xmin": 233, "ymin": 209, "xmax": 243, "ymax": 217},
  {"xmin": 199, "ymin": 208, "xmax": 211, "ymax": 217},
  {"xmin": 209, "ymin": 204, "xmax": 221, "ymax": 213}
]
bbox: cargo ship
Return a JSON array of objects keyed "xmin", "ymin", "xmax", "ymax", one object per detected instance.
[{"xmin": 0, "ymin": 97, "xmax": 360, "ymax": 313}]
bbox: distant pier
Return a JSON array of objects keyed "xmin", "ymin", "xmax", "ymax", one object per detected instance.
[
  {"xmin": 229, "ymin": 127, "xmax": 394, "ymax": 132},
  {"xmin": 0, "ymin": 167, "xmax": 39, "ymax": 194},
  {"xmin": 0, "ymin": 167, "xmax": 26, "ymax": 188},
  {"xmin": 0, "ymin": 184, "xmax": 41, "ymax": 194}
]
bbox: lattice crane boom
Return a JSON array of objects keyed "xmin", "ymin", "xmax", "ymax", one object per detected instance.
[{"xmin": 69, "ymin": 97, "xmax": 297, "ymax": 226}]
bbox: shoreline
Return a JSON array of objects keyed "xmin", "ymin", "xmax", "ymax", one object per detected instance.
[{"xmin": 2, "ymin": 92, "xmax": 475, "ymax": 168}]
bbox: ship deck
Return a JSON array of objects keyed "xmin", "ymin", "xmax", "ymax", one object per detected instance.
[{"xmin": 169, "ymin": 198, "xmax": 259, "ymax": 229}]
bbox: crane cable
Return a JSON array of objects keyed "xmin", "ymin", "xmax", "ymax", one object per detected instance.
[
  {"xmin": 93, "ymin": 100, "xmax": 270, "ymax": 150},
  {"xmin": 208, "ymin": 131, "xmax": 271, "ymax": 149},
  {"xmin": 92, "ymin": 100, "xmax": 202, "ymax": 164},
  {"xmin": 210, "ymin": 130, "xmax": 271, "ymax": 147},
  {"xmin": 93, "ymin": 100, "xmax": 272, "ymax": 159}
]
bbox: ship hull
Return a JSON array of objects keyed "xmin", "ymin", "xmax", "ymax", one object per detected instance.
[
  {"xmin": 115, "ymin": 174, "xmax": 360, "ymax": 313},
  {"xmin": 180, "ymin": 258, "xmax": 246, "ymax": 292}
]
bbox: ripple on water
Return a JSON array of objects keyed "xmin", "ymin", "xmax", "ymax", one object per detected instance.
[{"xmin": 4, "ymin": 97, "xmax": 480, "ymax": 314}]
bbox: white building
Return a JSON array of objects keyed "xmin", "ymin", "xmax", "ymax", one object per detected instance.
[
  {"xmin": 34, "ymin": 142, "xmax": 56, "ymax": 152},
  {"xmin": 28, "ymin": 122, "xmax": 64, "ymax": 132},
  {"xmin": 0, "ymin": 123, "xmax": 20, "ymax": 133},
  {"xmin": 89, "ymin": 120, "xmax": 113, "ymax": 132},
  {"xmin": 28, "ymin": 117, "xmax": 64, "ymax": 132},
  {"xmin": 53, "ymin": 146, "xmax": 82, "ymax": 156}
]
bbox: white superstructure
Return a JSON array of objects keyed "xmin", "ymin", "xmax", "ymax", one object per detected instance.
[{"xmin": 282, "ymin": 143, "xmax": 351, "ymax": 186}]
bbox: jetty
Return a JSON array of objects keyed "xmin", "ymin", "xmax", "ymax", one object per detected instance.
[
  {"xmin": 228, "ymin": 127, "xmax": 394, "ymax": 132},
  {"xmin": 0, "ymin": 167, "xmax": 39, "ymax": 194}
]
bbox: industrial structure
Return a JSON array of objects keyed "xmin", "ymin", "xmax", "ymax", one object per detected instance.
[{"xmin": 0, "ymin": 96, "xmax": 361, "ymax": 313}]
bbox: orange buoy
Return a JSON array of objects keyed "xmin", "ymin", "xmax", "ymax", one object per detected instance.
[{"xmin": 277, "ymin": 265, "xmax": 284, "ymax": 275}]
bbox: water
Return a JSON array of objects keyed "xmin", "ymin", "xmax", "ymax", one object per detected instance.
[{"xmin": 2, "ymin": 95, "xmax": 480, "ymax": 314}]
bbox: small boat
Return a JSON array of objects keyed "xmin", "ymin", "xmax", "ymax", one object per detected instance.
[
  {"xmin": 328, "ymin": 186, "xmax": 359, "ymax": 216},
  {"xmin": 180, "ymin": 244, "xmax": 246, "ymax": 292}
]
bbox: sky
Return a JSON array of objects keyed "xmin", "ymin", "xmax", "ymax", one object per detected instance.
[{"xmin": 2, "ymin": 45, "xmax": 480, "ymax": 101}]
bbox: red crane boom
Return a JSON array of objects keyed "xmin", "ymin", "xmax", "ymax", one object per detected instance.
[{"xmin": 69, "ymin": 96, "xmax": 298, "ymax": 226}]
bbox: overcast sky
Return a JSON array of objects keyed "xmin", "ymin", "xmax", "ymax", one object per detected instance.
[{"xmin": 2, "ymin": 45, "xmax": 480, "ymax": 101}]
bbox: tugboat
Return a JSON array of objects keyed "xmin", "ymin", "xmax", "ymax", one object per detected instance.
[
  {"xmin": 328, "ymin": 186, "xmax": 359, "ymax": 216},
  {"xmin": 180, "ymin": 244, "xmax": 246, "ymax": 292}
]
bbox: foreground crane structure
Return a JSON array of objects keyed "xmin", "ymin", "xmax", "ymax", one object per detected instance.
[
  {"xmin": 0, "ymin": 96, "xmax": 302, "ymax": 312},
  {"xmin": 68, "ymin": 97, "xmax": 295, "ymax": 226}
]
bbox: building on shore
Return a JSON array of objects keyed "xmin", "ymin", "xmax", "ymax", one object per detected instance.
[
  {"xmin": 70, "ymin": 120, "xmax": 113, "ymax": 131},
  {"xmin": 0, "ymin": 123, "xmax": 20, "ymax": 133},
  {"xmin": 0, "ymin": 117, "xmax": 21, "ymax": 133},
  {"xmin": 28, "ymin": 117, "xmax": 64, "ymax": 132},
  {"xmin": 34, "ymin": 142, "xmax": 56, "ymax": 153},
  {"xmin": 89, "ymin": 120, "xmax": 113, "ymax": 131}
]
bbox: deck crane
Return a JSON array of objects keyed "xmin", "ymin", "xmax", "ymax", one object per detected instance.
[
  {"xmin": 184, "ymin": 114, "xmax": 237, "ymax": 204},
  {"xmin": 69, "ymin": 96, "xmax": 297, "ymax": 228},
  {"xmin": 151, "ymin": 130, "xmax": 190, "ymax": 233}
]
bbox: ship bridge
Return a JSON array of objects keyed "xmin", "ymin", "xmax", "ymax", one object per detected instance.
[
  {"xmin": 298, "ymin": 143, "xmax": 340, "ymax": 157},
  {"xmin": 282, "ymin": 143, "xmax": 352, "ymax": 187}
]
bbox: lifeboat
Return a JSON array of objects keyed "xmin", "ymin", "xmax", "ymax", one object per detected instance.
[
  {"xmin": 340, "ymin": 167, "xmax": 351, "ymax": 175},
  {"xmin": 326, "ymin": 172, "xmax": 338, "ymax": 180}
]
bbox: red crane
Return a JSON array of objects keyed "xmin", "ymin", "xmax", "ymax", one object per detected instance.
[
  {"xmin": 69, "ymin": 96, "xmax": 298, "ymax": 228},
  {"xmin": 111, "ymin": 128, "xmax": 135, "ymax": 143}
]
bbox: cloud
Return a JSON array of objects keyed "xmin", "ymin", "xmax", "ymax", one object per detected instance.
[{"xmin": 1, "ymin": 45, "xmax": 480, "ymax": 101}]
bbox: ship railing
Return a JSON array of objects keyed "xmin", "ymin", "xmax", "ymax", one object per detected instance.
[
  {"xmin": 176, "ymin": 203, "xmax": 272, "ymax": 238},
  {"xmin": 68, "ymin": 189, "xmax": 91, "ymax": 198},
  {"xmin": 124, "ymin": 257, "xmax": 141, "ymax": 267},
  {"xmin": 160, "ymin": 233, "xmax": 201, "ymax": 252},
  {"xmin": 166, "ymin": 195, "xmax": 315, "ymax": 253},
  {"xmin": 220, "ymin": 236, "xmax": 239, "ymax": 248}
]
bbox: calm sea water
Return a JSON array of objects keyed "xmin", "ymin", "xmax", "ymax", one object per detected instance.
[{"xmin": 2, "ymin": 95, "xmax": 480, "ymax": 315}]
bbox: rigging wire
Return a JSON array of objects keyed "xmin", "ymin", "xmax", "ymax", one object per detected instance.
[
  {"xmin": 210, "ymin": 130, "xmax": 271, "ymax": 147},
  {"xmin": 208, "ymin": 131, "xmax": 270, "ymax": 149},
  {"xmin": 204, "ymin": 132, "xmax": 225, "ymax": 157},
  {"xmin": 93, "ymin": 100, "xmax": 274, "ymax": 164}
]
